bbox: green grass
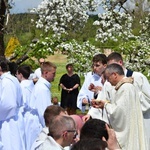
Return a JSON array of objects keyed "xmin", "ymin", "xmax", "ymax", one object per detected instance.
[
  {"xmin": 51, "ymin": 62, "xmax": 66, "ymax": 100},
  {"xmin": 47, "ymin": 53, "xmax": 67, "ymax": 101},
  {"xmin": 48, "ymin": 53, "xmax": 86, "ymax": 114}
]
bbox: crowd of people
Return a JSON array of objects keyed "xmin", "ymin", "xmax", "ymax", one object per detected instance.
[{"xmin": 0, "ymin": 51, "xmax": 150, "ymax": 150}]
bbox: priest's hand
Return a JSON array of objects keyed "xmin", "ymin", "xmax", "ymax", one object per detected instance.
[{"xmin": 91, "ymin": 99, "xmax": 105, "ymax": 109}]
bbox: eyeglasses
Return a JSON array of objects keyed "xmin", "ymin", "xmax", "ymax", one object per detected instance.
[
  {"xmin": 66, "ymin": 130, "xmax": 78, "ymax": 139},
  {"xmin": 105, "ymin": 72, "xmax": 114, "ymax": 81}
]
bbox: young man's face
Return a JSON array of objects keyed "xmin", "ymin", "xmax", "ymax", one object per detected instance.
[
  {"xmin": 45, "ymin": 67, "xmax": 56, "ymax": 82},
  {"xmin": 92, "ymin": 61, "xmax": 107, "ymax": 76}
]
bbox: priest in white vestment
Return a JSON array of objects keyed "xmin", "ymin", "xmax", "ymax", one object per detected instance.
[
  {"xmin": 92, "ymin": 63, "xmax": 148, "ymax": 150},
  {"xmin": 107, "ymin": 51, "xmax": 150, "ymax": 145}
]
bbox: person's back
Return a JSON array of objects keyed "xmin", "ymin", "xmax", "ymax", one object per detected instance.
[
  {"xmin": 16, "ymin": 64, "xmax": 41, "ymax": 150},
  {"xmin": 111, "ymin": 79, "xmax": 146, "ymax": 149},
  {"xmin": 132, "ymin": 71, "xmax": 150, "ymax": 114},
  {"xmin": 20, "ymin": 80, "xmax": 34, "ymax": 105},
  {"xmin": 132, "ymin": 71, "xmax": 150, "ymax": 145},
  {"xmin": 16, "ymin": 64, "xmax": 34, "ymax": 106},
  {"xmin": 0, "ymin": 57, "xmax": 25, "ymax": 150},
  {"xmin": 0, "ymin": 71, "xmax": 23, "ymax": 120}
]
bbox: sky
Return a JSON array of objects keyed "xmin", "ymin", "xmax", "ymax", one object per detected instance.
[
  {"xmin": 9, "ymin": 0, "xmax": 136, "ymax": 14},
  {"xmin": 10, "ymin": 0, "xmax": 104, "ymax": 14},
  {"xmin": 10, "ymin": 0, "xmax": 43, "ymax": 14}
]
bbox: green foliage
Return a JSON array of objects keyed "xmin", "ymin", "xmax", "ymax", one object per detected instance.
[
  {"xmin": 4, "ymin": 13, "xmax": 150, "ymax": 79},
  {"xmin": 4, "ymin": 13, "xmax": 41, "ymax": 46},
  {"xmin": 4, "ymin": 14, "xmax": 101, "ymax": 67}
]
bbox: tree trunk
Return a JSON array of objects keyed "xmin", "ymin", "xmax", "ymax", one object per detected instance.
[{"xmin": 0, "ymin": 0, "xmax": 7, "ymax": 56}]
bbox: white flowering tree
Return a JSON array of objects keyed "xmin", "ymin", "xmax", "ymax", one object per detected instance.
[
  {"xmin": 31, "ymin": 0, "xmax": 97, "ymax": 37},
  {"xmin": 57, "ymin": 39, "xmax": 102, "ymax": 75},
  {"xmin": 93, "ymin": 0, "xmax": 150, "ymax": 74},
  {"xmin": 117, "ymin": 12, "xmax": 150, "ymax": 72},
  {"xmin": 4, "ymin": 0, "xmax": 150, "ymax": 76},
  {"xmin": 93, "ymin": 0, "xmax": 135, "ymax": 43},
  {"xmin": 7, "ymin": 0, "xmax": 96, "ymax": 66},
  {"xmin": 25, "ymin": 0, "xmax": 150, "ymax": 75},
  {"xmin": 7, "ymin": 0, "xmax": 97, "ymax": 65}
]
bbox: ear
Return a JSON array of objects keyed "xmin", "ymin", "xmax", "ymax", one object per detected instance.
[
  {"xmin": 104, "ymin": 64, "xmax": 107, "ymax": 68},
  {"xmin": 18, "ymin": 73, "xmax": 23, "ymax": 78},
  {"xmin": 118, "ymin": 60, "xmax": 123, "ymax": 66},
  {"xmin": 62, "ymin": 131, "xmax": 68, "ymax": 139},
  {"xmin": 42, "ymin": 71, "xmax": 48, "ymax": 76},
  {"xmin": 113, "ymin": 72, "xmax": 118, "ymax": 79}
]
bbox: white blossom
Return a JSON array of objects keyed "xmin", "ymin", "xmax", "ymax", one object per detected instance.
[{"xmin": 31, "ymin": 0, "xmax": 99, "ymax": 38}]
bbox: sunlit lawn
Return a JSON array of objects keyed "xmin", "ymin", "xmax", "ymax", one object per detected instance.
[
  {"xmin": 47, "ymin": 53, "xmax": 85, "ymax": 114},
  {"xmin": 47, "ymin": 53, "xmax": 67, "ymax": 100}
]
